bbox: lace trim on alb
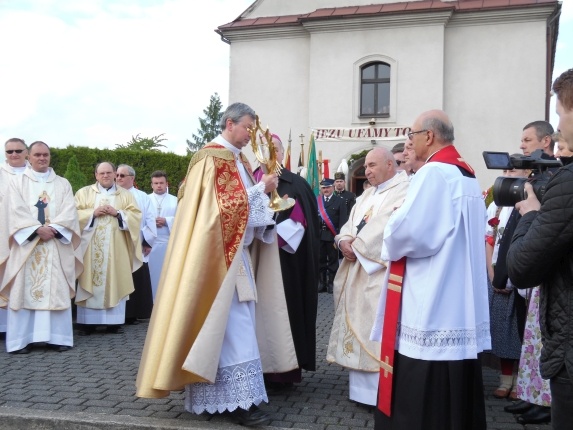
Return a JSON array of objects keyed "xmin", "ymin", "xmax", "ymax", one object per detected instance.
[
  {"xmin": 185, "ymin": 358, "xmax": 268, "ymax": 414},
  {"xmin": 246, "ymin": 183, "xmax": 274, "ymax": 228},
  {"xmin": 398, "ymin": 321, "xmax": 491, "ymax": 351}
]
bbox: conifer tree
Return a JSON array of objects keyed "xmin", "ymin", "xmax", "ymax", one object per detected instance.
[{"xmin": 187, "ymin": 93, "xmax": 224, "ymax": 153}]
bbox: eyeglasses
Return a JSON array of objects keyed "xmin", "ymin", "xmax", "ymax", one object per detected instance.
[
  {"xmin": 6, "ymin": 149, "xmax": 25, "ymax": 154},
  {"xmin": 116, "ymin": 173, "xmax": 133, "ymax": 178},
  {"xmin": 407, "ymin": 130, "xmax": 428, "ymax": 140}
]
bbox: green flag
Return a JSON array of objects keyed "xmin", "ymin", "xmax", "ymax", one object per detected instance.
[{"xmin": 306, "ymin": 132, "xmax": 319, "ymax": 196}]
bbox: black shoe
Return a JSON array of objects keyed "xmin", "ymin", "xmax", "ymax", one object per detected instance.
[
  {"xmin": 516, "ymin": 405, "xmax": 551, "ymax": 424},
  {"xmin": 504, "ymin": 400, "xmax": 533, "ymax": 414},
  {"xmin": 50, "ymin": 345, "xmax": 72, "ymax": 352},
  {"xmin": 327, "ymin": 283, "xmax": 333, "ymax": 294},
  {"xmin": 266, "ymin": 382, "xmax": 294, "ymax": 395},
  {"xmin": 77, "ymin": 324, "xmax": 95, "ymax": 336},
  {"xmin": 230, "ymin": 405, "xmax": 271, "ymax": 427},
  {"xmin": 318, "ymin": 283, "xmax": 326, "ymax": 293},
  {"xmin": 105, "ymin": 325, "xmax": 124, "ymax": 334},
  {"xmin": 10, "ymin": 345, "xmax": 31, "ymax": 354}
]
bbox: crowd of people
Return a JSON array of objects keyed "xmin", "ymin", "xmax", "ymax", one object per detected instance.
[
  {"xmin": 2, "ymin": 68, "xmax": 573, "ymax": 429},
  {"xmin": 0, "ymin": 145, "xmax": 178, "ymax": 350}
]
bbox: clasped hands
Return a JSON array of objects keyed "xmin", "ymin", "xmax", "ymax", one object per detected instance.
[
  {"xmin": 94, "ymin": 204, "xmax": 119, "ymax": 218},
  {"xmin": 339, "ymin": 238, "xmax": 357, "ymax": 262},
  {"xmin": 36, "ymin": 225, "xmax": 59, "ymax": 241}
]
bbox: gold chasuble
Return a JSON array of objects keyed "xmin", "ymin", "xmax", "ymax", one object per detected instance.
[
  {"xmin": 0, "ymin": 170, "xmax": 83, "ymax": 310},
  {"xmin": 75, "ymin": 184, "xmax": 142, "ymax": 308},
  {"xmin": 136, "ymin": 143, "xmax": 297, "ymax": 399}
]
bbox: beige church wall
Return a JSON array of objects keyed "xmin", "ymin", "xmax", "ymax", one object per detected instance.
[
  {"xmin": 444, "ymin": 18, "xmax": 549, "ymax": 190},
  {"xmin": 228, "ymin": 36, "xmax": 312, "ymax": 167},
  {"xmin": 306, "ymin": 24, "xmax": 446, "ymax": 177}
]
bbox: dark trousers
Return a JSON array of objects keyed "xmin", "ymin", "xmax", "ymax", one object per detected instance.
[
  {"xmin": 319, "ymin": 239, "xmax": 338, "ymax": 279},
  {"xmin": 550, "ymin": 367, "xmax": 573, "ymax": 430}
]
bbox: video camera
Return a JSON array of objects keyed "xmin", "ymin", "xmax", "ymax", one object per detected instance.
[{"xmin": 482, "ymin": 149, "xmax": 561, "ymax": 206}]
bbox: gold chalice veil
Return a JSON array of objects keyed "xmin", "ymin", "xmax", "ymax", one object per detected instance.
[{"xmin": 249, "ymin": 115, "xmax": 295, "ymax": 212}]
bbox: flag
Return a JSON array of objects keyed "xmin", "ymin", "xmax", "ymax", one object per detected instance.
[
  {"xmin": 306, "ymin": 132, "xmax": 320, "ymax": 196},
  {"xmin": 323, "ymin": 159, "xmax": 330, "ymax": 180},
  {"xmin": 284, "ymin": 129, "xmax": 291, "ymax": 171}
]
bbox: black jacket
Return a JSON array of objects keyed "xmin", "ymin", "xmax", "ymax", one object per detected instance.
[
  {"xmin": 318, "ymin": 194, "xmax": 348, "ymax": 242},
  {"xmin": 507, "ymin": 164, "xmax": 573, "ymax": 380}
]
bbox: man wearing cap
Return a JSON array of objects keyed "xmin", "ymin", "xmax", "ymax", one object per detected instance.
[
  {"xmin": 318, "ymin": 178, "xmax": 348, "ymax": 293},
  {"xmin": 333, "ymin": 172, "xmax": 356, "ymax": 214},
  {"xmin": 391, "ymin": 143, "xmax": 405, "ymax": 172},
  {"xmin": 327, "ymin": 147, "xmax": 409, "ymax": 407}
]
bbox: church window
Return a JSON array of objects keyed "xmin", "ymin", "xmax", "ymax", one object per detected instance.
[{"xmin": 360, "ymin": 62, "xmax": 390, "ymax": 118}]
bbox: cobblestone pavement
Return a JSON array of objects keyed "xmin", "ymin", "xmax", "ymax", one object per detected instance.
[{"xmin": 0, "ymin": 293, "xmax": 552, "ymax": 429}]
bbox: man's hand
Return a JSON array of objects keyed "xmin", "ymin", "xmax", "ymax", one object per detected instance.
[
  {"xmin": 36, "ymin": 225, "xmax": 56, "ymax": 241},
  {"xmin": 339, "ymin": 238, "xmax": 357, "ymax": 262},
  {"xmin": 142, "ymin": 245, "xmax": 152, "ymax": 257},
  {"xmin": 156, "ymin": 216, "xmax": 167, "ymax": 228},
  {"xmin": 515, "ymin": 183, "xmax": 541, "ymax": 215},
  {"xmin": 260, "ymin": 173, "xmax": 279, "ymax": 194},
  {"xmin": 94, "ymin": 205, "xmax": 118, "ymax": 217}
]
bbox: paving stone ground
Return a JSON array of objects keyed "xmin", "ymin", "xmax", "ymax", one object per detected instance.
[{"xmin": 0, "ymin": 293, "xmax": 552, "ymax": 429}]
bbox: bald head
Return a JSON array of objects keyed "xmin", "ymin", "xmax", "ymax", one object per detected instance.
[
  {"xmin": 364, "ymin": 147, "xmax": 397, "ymax": 187},
  {"xmin": 410, "ymin": 109, "xmax": 455, "ymax": 160}
]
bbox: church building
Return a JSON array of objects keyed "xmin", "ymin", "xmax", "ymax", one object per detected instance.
[{"xmin": 216, "ymin": 0, "xmax": 562, "ymax": 191}]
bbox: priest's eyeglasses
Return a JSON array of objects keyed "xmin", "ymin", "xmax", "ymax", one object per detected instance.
[
  {"xmin": 6, "ymin": 149, "xmax": 25, "ymax": 154},
  {"xmin": 407, "ymin": 130, "xmax": 428, "ymax": 140}
]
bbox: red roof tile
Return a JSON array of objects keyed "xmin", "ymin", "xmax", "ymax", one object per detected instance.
[
  {"xmin": 331, "ymin": 6, "xmax": 360, "ymax": 16},
  {"xmin": 217, "ymin": 0, "xmax": 559, "ymax": 31}
]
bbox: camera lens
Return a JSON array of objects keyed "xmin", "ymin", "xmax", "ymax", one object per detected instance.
[{"xmin": 493, "ymin": 177, "xmax": 528, "ymax": 207}]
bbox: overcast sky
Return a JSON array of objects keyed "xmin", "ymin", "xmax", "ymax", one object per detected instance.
[{"xmin": 0, "ymin": 0, "xmax": 571, "ymax": 162}]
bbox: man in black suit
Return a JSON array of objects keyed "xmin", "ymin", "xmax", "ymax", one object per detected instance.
[
  {"xmin": 334, "ymin": 172, "xmax": 356, "ymax": 213},
  {"xmin": 318, "ymin": 178, "xmax": 348, "ymax": 293}
]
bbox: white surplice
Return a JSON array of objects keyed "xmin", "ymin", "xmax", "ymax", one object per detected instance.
[
  {"xmin": 147, "ymin": 191, "xmax": 177, "ymax": 301},
  {"xmin": 371, "ymin": 161, "xmax": 491, "ymax": 360}
]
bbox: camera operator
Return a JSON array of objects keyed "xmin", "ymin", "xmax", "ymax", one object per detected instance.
[{"xmin": 507, "ymin": 68, "xmax": 573, "ymax": 430}]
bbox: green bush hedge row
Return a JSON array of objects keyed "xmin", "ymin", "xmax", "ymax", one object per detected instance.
[{"xmin": 51, "ymin": 146, "xmax": 192, "ymax": 195}]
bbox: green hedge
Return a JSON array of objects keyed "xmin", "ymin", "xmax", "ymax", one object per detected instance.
[{"xmin": 50, "ymin": 145, "xmax": 192, "ymax": 195}]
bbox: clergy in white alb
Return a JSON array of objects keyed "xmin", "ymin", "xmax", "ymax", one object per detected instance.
[
  {"xmin": 75, "ymin": 162, "xmax": 142, "ymax": 332},
  {"xmin": 147, "ymin": 170, "xmax": 178, "ymax": 301},
  {"xmin": 0, "ymin": 138, "xmax": 30, "ymax": 335},
  {"xmin": 327, "ymin": 148, "xmax": 409, "ymax": 406},
  {"xmin": 0, "ymin": 141, "xmax": 82, "ymax": 353},
  {"xmin": 371, "ymin": 111, "xmax": 490, "ymax": 430},
  {"xmin": 116, "ymin": 164, "xmax": 156, "ymax": 322}
]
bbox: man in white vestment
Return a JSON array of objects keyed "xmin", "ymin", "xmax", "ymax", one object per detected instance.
[
  {"xmin": 116, "ymin": 164, "xmax": 156, "ymax": 323},
  {"xmin": 372, "ymin": 110, "xmax": 491, "ymax": 430},
  {"xmin": 327, "ymin": 147, "xmax": 409, "ymax": 407},
  {"xmin": 136, "ymin": 103, "xmax": 297, "ymax": 427},
  {"xmin": 0, "ymin": 138, "xmax": 30, "ymax": 337},
  {"xmin": 0, "ymin": 141, "xmax": 82, "ymax": 354},
  {"xmin": 147, "ymin": 170, "xmax": 177, "ymax": 301},
  {"xmin": 75, "ymin": 162, "xmax": 142, "ymax": 335}
]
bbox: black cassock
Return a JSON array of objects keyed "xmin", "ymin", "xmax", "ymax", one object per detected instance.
[{"xmin": 258, "ymin": 167, "xmax": 320, "ymax": 375}]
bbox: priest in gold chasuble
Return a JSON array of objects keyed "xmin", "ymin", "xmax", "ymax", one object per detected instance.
[
  {"xmin": 136, "ymin": 103, "xmax": 297, "ymax": 426},
  {"xmin": 75, "ymin": 162, "xmax": 142, "ymax": 333}
]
